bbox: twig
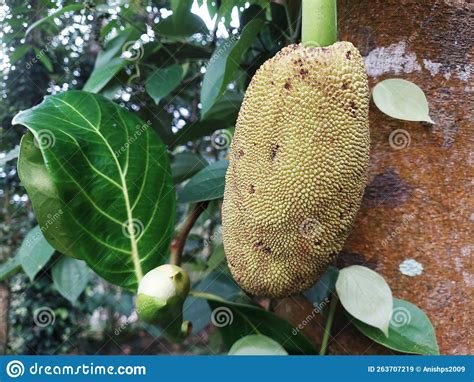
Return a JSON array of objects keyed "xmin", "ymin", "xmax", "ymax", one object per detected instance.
[{"xmin": 170, "ymin": 201, "xmax": 209, "ymax": 266}]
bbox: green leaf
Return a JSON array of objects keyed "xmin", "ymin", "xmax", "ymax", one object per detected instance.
[
  {"xmin": 171, "ymin": 119, "xmax": 234, "ymax": 148},
  {"xmin": 33, "ymin": 47, "xmax": 53, "ymax": 72},
  {"xmin": 0, "ymin": 257, "xmax": 21, "ymax": 281},
  {"xmin": 304, "ymin": 266, "xmax": 339, "ymax": 306},
  {"xmin": 178, "ymin": 160, "xmax": 228, "ymax": 203},
  {"xmin": 18, "ymin": 226, "xmax": 55, "ymax": 281},
  {"xmin": 18, "ymin": 134, "xmax": 78, "ymax": 256},
  {"xmin": 336, "ymin": 265, "xmax": 393, "ymax": 336},
  {"xmin": 206, "ymin": 243, "xmax": 225, "ymax": 274},
  {"xmin": 155, "ymin": 2, "xmax": 207, "ymax": 38},
  {"xmin": 372, "ymin": 79, "xmax": 434, "ymax": 123},
  {"xmin": 10, "ymin": 44, "xmax": 32, "ymax": 64},
  {"xmin": 52, "ymin": 257, "xmax": 91, "ymax": 305},
  {"xmin": 83, "ymin": 57, "xmax": 126, "ymax": 94},
  {"xmin": 171, "ymin": 152, "xmax": 208, "ymax": 184},
  {"xmin": 13, "ymin": 91, "xmax": 175, "ymax": 291},
  {"xmin": 352, "ymin": 298, "xmax": 439, "ymax": 355},
  {"xmin": 197, "ymin": 293, "xmax": 317, "ymax": 354},
  {"xmin": 200, "ymin": 19, "xmax": 264, "ymax": 116},
  {"xmin": 202, "ymin": 92, "xmax": 243, "ymax": 122},
  {"xmin": 25, "ymin": 4, "xmax": 86, "ymax": 36},
  {"xmin": 145, "ymin": 64, "xmax": 187, "ymax": 104},
  {"xmin": 94, "ymin": 30, "xmax": 132, "ymax": 68},
  {"xmin": 184, "ymin": 271, "xmax": 243, "ymax": 334},
  {"xmin": 229, "ymin": 334, "xmax": 288, "ymax": 355}
]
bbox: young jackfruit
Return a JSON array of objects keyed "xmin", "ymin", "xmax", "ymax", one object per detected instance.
[{"xmin": 222, "ymin": 41, "xmax": 370, "ymax": 297}]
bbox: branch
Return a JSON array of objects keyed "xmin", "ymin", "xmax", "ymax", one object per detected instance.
[{"xmin": 170, "ymin": 201, "xmax": 210, "ymax": 266}]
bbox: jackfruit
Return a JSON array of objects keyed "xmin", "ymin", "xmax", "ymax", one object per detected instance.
[{"xmin": 222, "ymin": 41, "xmax": 369, "ymax": 297}]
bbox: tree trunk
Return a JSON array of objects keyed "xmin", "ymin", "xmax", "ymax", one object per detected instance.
[
  {"xmin": 276, "ymin": 0, "xmax": 472, "ymax": 355},
  {"xmin": 0, "ymin": 284, "xmax": 9, "ymax": 354}
]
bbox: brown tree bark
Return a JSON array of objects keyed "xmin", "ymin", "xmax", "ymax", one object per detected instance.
[
  {"xmin": 0, "ymin": 284, "xmax": 9, "ymax": 354},
  {"xmin": 276, "ymin": 0, "xmax": 473, "ymax": 355}
]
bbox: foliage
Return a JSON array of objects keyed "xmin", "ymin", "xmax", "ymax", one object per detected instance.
[{"xmin": 0, "ymin": 0, "xmax": 438, "ymax": 356}]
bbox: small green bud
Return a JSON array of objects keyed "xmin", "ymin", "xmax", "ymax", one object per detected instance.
[{"xmin": 136, "ymin": 265, "xmax": 191, "ymax": 342}]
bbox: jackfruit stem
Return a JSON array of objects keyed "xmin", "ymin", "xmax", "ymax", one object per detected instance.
[
  {"xmin": 302, "ymin": 0, "xmax": 337, "ymax": 47},
  {"xmin": 319, "ymin": 293, "xmax": 339, "ymax": 355}
]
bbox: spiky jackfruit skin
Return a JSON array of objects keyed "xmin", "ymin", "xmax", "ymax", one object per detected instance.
[{"xmin": 222, "ymin": 41, "xmax": 370, "ymax": 297}]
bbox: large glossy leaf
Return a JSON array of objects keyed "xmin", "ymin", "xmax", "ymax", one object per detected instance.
[
  {"xmin": 18, "ymin": 133, "xmax": 78, "ymax": 256},
  {"xmin": 229, "ymin": 334, "xmax": 288, "ymax": 355},
  {"xmin": 195, "ymin": 292, "xmax": 317, "ymax": 354},
  {"xmin": 352, "ymin": 298, "xmax": 439, "ymax": 355},
  {"xmin": 184, "ymin": 271, "xmax": 243, "ymax": 334},
  {"xmin": 201, "ymin": 92, "xmax": 243, "ymax": 123},
  {"xmin": 372, "ymin": 79, "xmax": 434, "ymax": 123},
  {"xmin": 171, "ymin": 119, "xmax": 234, "ymax": 148},
  {"xmin": 155, "ymin": 0, "xmax": 207, "ymax": 38},
  {"xmin": 200, "ymin": 19, "xmax": 264, "ymax": 116},
  {"xmin": 145, "ymin": 64, "xmax": 187, "ymax": 104},
  {"xmin": 83, "ymin": 57, "xmax": 126, "ymax": 94},
  {"xmin": 52, "ymin": 257, "xmax": 91, "ymax": 305},
  {"xmin": 18, "ymin": 226, "xmax": 55, "ymax": 281},
  {"xmin": 83, "ymin": 30, "xmax": 137, "ymax": 94},
  {"xmin": 206, "ymin": 243, "xmax": 225, "ymax": 274},
  {"xmin": 171, "ymin": 152, "xmax": 208, "ymax": 184},
  {"xmin": 13, "ymin": 91, "xmax": 175, "ymax": 290},
  {"xmin": 178, "ymin": 160, "xmax": 228, "ymax": 203},
  {"xmin": 33, "ymin": 47, "xmax": 53, "ymax": 72},
  {"xmin": 336, "ymin": 265, "xmax": 393, "ymax": 336},
  {"xmin": 25, "ymin": 4, "xmax": 86, "ymax": 36}
]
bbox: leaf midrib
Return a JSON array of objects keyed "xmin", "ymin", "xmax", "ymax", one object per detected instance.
[{"xmin": 53, "ymin": 96, "xmax": 143, "ymax": 281}]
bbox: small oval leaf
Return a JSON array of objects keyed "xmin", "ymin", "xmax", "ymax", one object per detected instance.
[
  {"xmin": 229, "ymin": 335, "xmax": 288, "ymax": 355},
  {"xmin": 52, "ymin": 257, "xmax": 91, "ymax": 305},
  {"xmin": 18, "ymin": 226, "xmax": 55, "ymax": 281},
  {"xmin": 336, "ymin": 265, "xmax": 393, "ymax": 336},
  {"xmin": 352, "ymin": 298, "xmax": 439, "ymax": 355},
  {"xmin": 372, "ymin": 79, "xmax": 434, "ymax": 123}
]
